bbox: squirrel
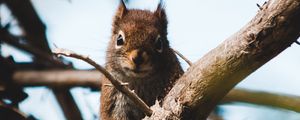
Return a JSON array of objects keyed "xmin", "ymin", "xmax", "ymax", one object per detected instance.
[{"xmin": 100, "ymin": 1, "xmax": 183, "ymax": 120}]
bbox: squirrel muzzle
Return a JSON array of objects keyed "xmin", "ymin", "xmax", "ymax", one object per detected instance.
[{"xmin": 124, "ymin": 49, "xmax": 151, "ymax": 75}]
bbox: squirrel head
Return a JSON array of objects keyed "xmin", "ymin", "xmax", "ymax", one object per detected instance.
[{"xmin": 106, "ymin": 0, "xmax": 170, "ymax": 78}]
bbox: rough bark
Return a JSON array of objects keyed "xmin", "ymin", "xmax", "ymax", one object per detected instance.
[{"xmin": 145, "ymin": 0, "xmax": 300, "ymax": 119}]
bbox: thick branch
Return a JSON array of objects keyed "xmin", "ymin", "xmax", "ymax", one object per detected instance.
[
  {"xmin": 10, "ymin": 70, "xmax": 300, "ymax": 113},
  {"xmin": 223, "ymin": 88, "xmax": 300, "ymax": 113},
  {"xmin": 12, "ymin": 70, "xmax": 101, "ymax": 88},
  {"xmin": 53, "ymin": 48, "xmax": 153, "ymax": 116},
  {"xmin": 9, "ymin": 69, "xmax": 300, "ymax": 115},
  {"xmin": 146, "ymin": 0, "xmax": 300, "ymax": 119}
]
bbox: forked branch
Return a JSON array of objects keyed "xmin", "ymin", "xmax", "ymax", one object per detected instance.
[{"xmin": 145, "ymin": 0, "xmax": 300, "ymax": 119}]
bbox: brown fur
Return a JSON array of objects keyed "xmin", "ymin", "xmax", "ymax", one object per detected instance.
[{"xmin": 100, "ymin": 1, "xmax": 183, "ymax": 120}]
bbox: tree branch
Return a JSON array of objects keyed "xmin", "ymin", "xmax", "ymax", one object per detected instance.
[
  {"xmin": 52, "ymin": 48, "xmax": 153, "ymax": 116},
  {"xmin": 145, "ymin": 0, "xmax": 300, "ymax": 119},
  {"xmin": 11, "ymin": 69, "xmax": 300, "ymax": 113},
  {"xmin": 223, "ymin": 88, "xmax": 300, "ymax": 113},
  {"xmin": 12, "ymin": 70, "xmax": 101, "ymax": 88},
  {"xmin": 171, "ymin": 48, "xmax": 192, "ymax": 66}
]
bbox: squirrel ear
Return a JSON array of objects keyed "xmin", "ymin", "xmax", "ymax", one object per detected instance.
[
  {"xmin": 154, "ymin": 1, "xmax": 166, "ymax": 19},
  {"xmin": 116, "ymin": 0, "xmax": 127, "ymax": 18}
]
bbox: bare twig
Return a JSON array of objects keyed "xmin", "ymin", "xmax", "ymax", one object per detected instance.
[
  {"xmin": 52, "ymin": 48, "xmax": 153, "ymax": 116},
  {"xmin": 256, "ymin": 1, "xmax": 267, "ymax": 10},
  {"xmin": 171, "ymin": 48, "xmax": 192, "ymax": 66},
  {"xmin": 256, "ymin": 3, "xmax": 263, "ymax": 10}
]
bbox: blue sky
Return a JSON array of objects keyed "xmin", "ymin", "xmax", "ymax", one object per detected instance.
[{"xmin": 1, "ymin": 0, "xmax": 300, "ymax": 119}]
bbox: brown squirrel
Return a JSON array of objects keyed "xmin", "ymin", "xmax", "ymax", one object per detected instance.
[{"xmin": 100, "ymin": 1, "xmax": 183, "ymax": 120}]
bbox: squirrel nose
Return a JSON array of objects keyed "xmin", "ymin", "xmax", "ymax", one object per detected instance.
[
  {"xmin": 129, "ymin": 49, "xmax": 145, "ymax": 66},
  {"xmin": 132, "ymin": 54, "xmax": 143, "ymax": 65}
]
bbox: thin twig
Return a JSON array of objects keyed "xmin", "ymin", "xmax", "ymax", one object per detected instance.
[
  {"xmin": 171, "ymin": 48, "xmax": 192, "ymax": 66},
  {"xmin": 256, "ymin": 3, "xmax": 263, "ymax": 10},
  {"xmin": 52, "ymin": 48, "xmax": 153, "ymax": 116}
]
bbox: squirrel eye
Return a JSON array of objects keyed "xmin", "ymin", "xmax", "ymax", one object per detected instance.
[
  {"xmin": 155, "ymin": 35, "xmax": 163, "ymax": 53},
  {"xmin": 116, "ymin": 35, "xmax": 124, "ymax": 45},
  {"xmin": 115, "ymin": 30, "xmax": 125, "ymax": 49}
]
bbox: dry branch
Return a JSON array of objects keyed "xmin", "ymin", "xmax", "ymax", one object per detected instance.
[
  {"xmin": 11, "ymin": 70, "xmax": 300, "ymax": 113},
  {"xmin": 223, "ymin": 88, "xmax": 300, "ymax": 113},
  {"xmin": 52, "ymin": 48, "xmax": 153, "ymax": 116},
  {"xmin": 145, "ymin": 0, "xmax": 300, "ymax": 119},
  {"xmin": 171, "ymin": 48, "xmax": 193, "ymax": 66},
  {"xmin": 12, "ymin": 70, "xmax": 101, "ymax": 88}
]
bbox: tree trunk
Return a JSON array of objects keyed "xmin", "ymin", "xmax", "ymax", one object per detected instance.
[{"xmin": 145, "ymin": 0, "xmax": 300, "ymax": 119}]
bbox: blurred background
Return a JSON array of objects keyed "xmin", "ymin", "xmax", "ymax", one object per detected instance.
[{"xmin": 0, "ymin": 0, "xmax": 299, "ymax": 120}]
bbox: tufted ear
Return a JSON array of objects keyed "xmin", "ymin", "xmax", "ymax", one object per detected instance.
[
  {"xmin": 116, "ymin": 0, "xmax": 127, "ymax": 18},
  {"xmin": 155, "ymin": 1, "xmax": 168, "ymax": 34},
  {"xmin": 154, "ymin": 1, "xmax": 166, "ymax": 20}
]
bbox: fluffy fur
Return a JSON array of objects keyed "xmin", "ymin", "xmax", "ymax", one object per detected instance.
[{"xmin": 100, "ymin": 1, "xmax": 183, "ymax": 120}]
